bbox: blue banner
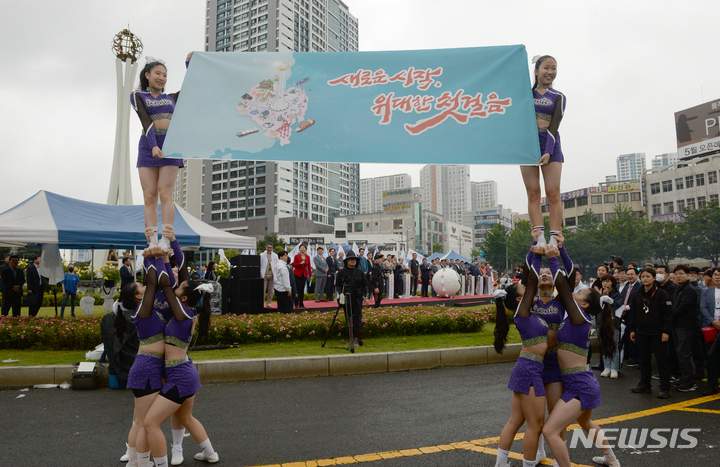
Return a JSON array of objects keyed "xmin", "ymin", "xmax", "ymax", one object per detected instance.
[{"xmin": 163, "ymin": 45, "xmax": 540, "ymax": 164}]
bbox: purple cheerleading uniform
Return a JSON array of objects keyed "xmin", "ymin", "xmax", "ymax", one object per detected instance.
[
  {"xmin": 162, "ymin": 305, "xmax": 201, "ymax": 398},
  {"xmin": 533, "ymin": 256, "xmax": 566, "ymax": 385},
  {"xmin": 534, "ymin": 88, "xmax": 566, "ymax": 163},
  {"xmin": 131, "ymin": 91, "xmax": 184, "ymax": 168},
  {"xmin": 557, "ymin": 308, "xmax": 602, "ymax": 410}
]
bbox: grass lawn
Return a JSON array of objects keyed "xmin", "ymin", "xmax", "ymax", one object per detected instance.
[{"xmin": 1, "ymin": 309, "xmax": 520, "ymax": 366}]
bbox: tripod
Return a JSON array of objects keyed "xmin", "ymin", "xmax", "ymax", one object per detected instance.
[{"xmin": 321, "ymin": 292, "xmax": 355, "ymax": 353}]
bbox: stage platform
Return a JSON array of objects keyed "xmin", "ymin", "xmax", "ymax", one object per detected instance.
[{"xmin": 266, "ymin": 294, "xmax": 494, "ymax": 313}]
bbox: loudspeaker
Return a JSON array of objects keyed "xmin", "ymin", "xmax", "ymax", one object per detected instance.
[
  {"xmin": 231, "ymin": 255, "xmax": 260, "ymax": 267},
  {"xmin": 233, "ymin": 266, "xmax": 260, "ymax": 279},
  {"xmin": 221, "ymin": 277, "xmax": 264, "ymax": 315}
]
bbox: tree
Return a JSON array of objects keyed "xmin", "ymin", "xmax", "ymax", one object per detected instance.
[
  {"xmin": 470, "ymin": 248, "xmax": 481, "ymax": 261},
  {"xmin": 481, "ymin": 223, "xmax": 509, "ymax": 271},
  {"xmin": 432, "ymin": 243, "xmax": 443, "ymax": 253},
  {"xmin": 597, "ymin": 204, "xmax": 653, "ymax": 265},
  {"xmin": 563, "ymin": 209, "xmax": 604, "ymax": 275},
  {"xmin": 257, "ymin": 234, "xmax": 286, "ymax": 253},
  {"xmin": 506, "ymin": 220, "xmax": 532, "ymax": 270},
  {"xmin": 647, "ymin": 220, "xmax": 686, "ymax": 266},
  {"xmin": 683, "ymin": 202, "xmax": 720, "ymax": 264}
]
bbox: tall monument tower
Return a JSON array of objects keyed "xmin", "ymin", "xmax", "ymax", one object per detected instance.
[
  {"xmin": 269, "ymin": 61, "xmax": 290, "ymax": 111},
  {"xmin": 108, "ymin": 29, "xmax": 143, "ymax": 206}
]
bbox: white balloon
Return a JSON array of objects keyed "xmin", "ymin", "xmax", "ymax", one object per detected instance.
[{"xmin": 431, "ymin": 269, "xmax": 461, "ymax": 298}]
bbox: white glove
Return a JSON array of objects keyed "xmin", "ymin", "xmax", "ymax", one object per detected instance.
[{"xmin": 599, "ymin": 295, "xmax": 613, "ymax": 306}]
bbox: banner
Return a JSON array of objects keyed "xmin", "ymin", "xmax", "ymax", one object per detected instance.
[
  {"xmin": 163, "ymin": 45, "xmax": 540, "ymax": 164},
  {"xmin": 674, "ymin": 98, "xmax": 720, "ymax": 160}
]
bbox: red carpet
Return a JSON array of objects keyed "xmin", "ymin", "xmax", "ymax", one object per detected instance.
[{"xmin": 265, "ymin": 294, "xmax": 494, "ymax": 312}]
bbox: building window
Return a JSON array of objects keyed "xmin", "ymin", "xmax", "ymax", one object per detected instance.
[
  {"xmin": 591, "ymin": 195, "xmax": 602, "ymax": 204},
  {"xmin": 577, "ymin": 197, "xmax": 588, "ymax": 207},
  {"xmin": 592, "ymin": 213, "xmax": 603, "ymax": 223},
  {"xmin": 211, "ymin": 213, "xmax": 221, "ymax": 221},
  {"xmin": 696, "ymin": 174, "xmax": 705, "ymax": 186},
  {"xmin": 563, "ymin": 199, "xmax": 575, "ymax": 209},
  {"xmin": 335, "ymin": 230, "xmax": 346, "ymax": 238},
  {"xmin": 354, "ymin": 222, "xmax": 363, "ymax": 232},
  {"xmin": 677, "ymin": 199, "xmax": 685, "ymax": 212},
  {"xmin": 662, "ymin": 180, "xmax": 672, "ymax": 192},
  {"xmin": 663, "ymin": 202, "xmax": 674, "ymax": 214},
  {"xmin": 393, "ymin": 219, "xmax": 403, "ymax": 229},
  {"xmin": 564, "ymin": 217, "xmax": 576, "ymax": 226},
  {"xmin": 605, "ymin": 213, "xmax": 616, "ymax": 222},
  {"xmin": 541, "ymin": 204, "xmax": 549, "ymax": 213},
  {"xmin": 697, "ymin": 196, "xmax": 707, "ymax": 208},
  {"xmin": 650, "ymin": 183, "xmax": 660, "ymax": 194},
  {"xmin": 686, "ymin": 198, "xmax": 696, "ymax": 210},
  {"xmin": 710, "ymin": 194, "xmax": 719, "ymax": 204},
  {"xmin": 617, "ymin": 193, "xmax": 629, "ymax": 202},
  {"xmin": 651, "ymin": 204, "xmax": 661, "ymax": 216},
  {"xmin": 631, "ymin": 192, "xmax": 641, "ymax": 201},
  {"xmin": 685, "ymin": 176, "xmax": 694, "ymax": 188},
  {"xmin": 604, "ymin": 194, "xmax": 615, "ymax": 203},
  {"xmin": 708, "ymin": 171, "xmax": 718, "ymax": 184},
  {"xmin": 255, "ymin": 208, "xmax": 265, "ymax": 216},
  {"xmin": 675, "ymin": 178, "xmax": 684, "ymax": 190}
]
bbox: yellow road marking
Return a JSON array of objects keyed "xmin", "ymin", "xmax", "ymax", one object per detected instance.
[{"xmin": 250, "ymin": 394, "xmax": 720, "ymax": 467}]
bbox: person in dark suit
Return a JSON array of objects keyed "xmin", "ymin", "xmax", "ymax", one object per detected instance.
[
  {"xmin": 620, "ymin": 267, "xmax": 643, "ymax": 367},
  {"xmin": 370, "ymin": 254, "xmax": 384, "ymax": 308},
  {"xmin": 120, "ymin": 257, "xmax": 134, "ymax": 290},
  {"xmin": 25, "ymin": 255, "xmax": 45, "ymax": 317},
  {"xmin": 325, "ymin": 248, "xmax": 337, "ymax": 301},
  {"xmin": 1, "ymin": 255, "xmax": 25, "ymax": 316}
]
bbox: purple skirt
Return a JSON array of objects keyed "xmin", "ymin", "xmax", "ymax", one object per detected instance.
[
  {"xmin": 162, "ymin": 360, "xmax": 201, "ymax": 398},
  {"xmin": 127, "ymin": 353, "xmax": 165, "ymax": 391},
  {"xmin": 508, "ymin": 355, "xmax": 546, "ymax": 396},
  {"xmin": 137, "ymin": 133, "xmax": 184, "ymax": 168},
  {"xmin": 538, "ymin": 130, "xmax": 564, "ymax": 163},
  {"xmin": 543, "ymin": 350, "xmax": 562, "ymax": 384},
  {"xmin": 560, "ymin": 370, "xmax": 602, "ymax": 410}
]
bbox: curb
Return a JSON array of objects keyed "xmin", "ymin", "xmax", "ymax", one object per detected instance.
[{"xmin": 0, "ymin": 338, "xmax": 598, "ymax": 388}]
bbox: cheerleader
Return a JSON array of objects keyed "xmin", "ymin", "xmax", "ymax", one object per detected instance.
[
  {"xmin": 493, "ymin": 228, "xmax": 547, "ymax": 467},
  {"xmin": 520, "ymin": 55, "xmax": 565, "ymax": 247},
  {"xmin": 142, "ymin": 265, "xmax": 218, "ymax": 466},
  {"xmin": 131, "ymin": 53, "xmax": 193, "ymax": 252},
  {"xmin": 541, "ymin": 242, "xmax": 620, "ymax": 467}
]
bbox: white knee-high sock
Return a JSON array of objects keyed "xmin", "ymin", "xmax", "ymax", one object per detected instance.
[
  {"xmin": 199, "ymin": 438, "xmax": 215, "ymax": 457},
  {"xmin": 128, "ymin": 447, "xmax": 138, "ymax": 464},
  {"xmin": 523, "ymin": 459, "xmax": 536, "ymax": 467},
  {"xmin": 137, "ymin": 451, "xmax": 151, "ymax": 467},
  {"xmin": 495, "ymin": 448, "xmax": 510, "ymax": 467},
  {"xmin": 154, "ymin": 455, "xmax": 168, "ymax": 467},
  {"xmin": 602, "ymin": 447, "xmax": 617, "ymax": 461},
  {"xmin": 537, "ymin": 433, "xmax": 546, "ymax": 457},
  {"xmin": 172, "ymin": 428, "xmax": 185, "ymax": 448}
]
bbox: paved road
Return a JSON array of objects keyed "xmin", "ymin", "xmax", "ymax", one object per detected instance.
[{"xmin": 2, "ymin": 360, "xmax": 718, "ymax": 467}]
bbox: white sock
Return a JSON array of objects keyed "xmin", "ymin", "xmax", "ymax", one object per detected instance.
[
  {"xmin": 172, "ymin": 428, "xmax": 185, "ymax": 448},
  {"xmin": 495, "ymin": 448, "xmax": 510, "ymax": 467},
  {"xmin": 137, "ymin": 451, "xmax": 151, "ymax": 467},
  {"xmin": 199, "ymin": 438, "xmax": 215, "ymax": 457},
  {"xmin": 154, "ymin": 455, "xmax": 169, "ymax": 467},
  {"xmin": 602, "ymin": 447, "xmax": 617, "ymax": 462},
  {"xmin": 534, "ymin": 226, "xmax": 547, "ymax": 246},
  {"xmin": 128, "ymin": 447, "xmax": 138, "ymax": 464},
  {"xmin": 537, "ymin": 433, "xmax": 546, "ymax": 457},
  {"xmin": 148, "ymin": 227, "xmax": 159, "ymax": 247},
  {"xmin": 523, "ymin": 459, "xmax": 536, "ymax": 467}
]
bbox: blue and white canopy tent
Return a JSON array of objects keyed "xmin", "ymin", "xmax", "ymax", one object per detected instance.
[
  {"xmin": 426, "ymin": 250, "xmax": 472, "ymax": 264},
  {"xmin": 0, "ymin": 191, "xmax": 256, "ymax": 251}
]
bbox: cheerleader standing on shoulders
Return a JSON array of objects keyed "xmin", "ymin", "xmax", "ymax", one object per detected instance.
[
  {"xmin": 143, "ymin": 261, "xmax": 218, "ymax": 466},
  {"xmin": 131, "ymin": 52, "xmax": 193, "ymax": 252},
  {"xmin": 493, "ymin": 228, "xmax": 547, "ymax": 467},
  {"xmin": 542, "ymin": 240, "xmax": 620, "ymax": 467},
  {"xmin": 521, "ymin": 55, "xmax": 565, "ymax": 247}
]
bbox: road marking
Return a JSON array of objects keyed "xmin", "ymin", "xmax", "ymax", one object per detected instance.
[{"xmin": 250, "ymin": 394, "xmax": 720, "ymax": 467}]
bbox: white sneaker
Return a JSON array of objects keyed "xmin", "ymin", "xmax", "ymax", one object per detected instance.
[
  {"xmin": 592, "ymin": 455, "xmax": 620, "ymax": 466},
  {"xmin": 120, "ymin": 443, "xmax": 130, "ymax": 462},
  {"xmin": 536, "ymin": 451, "xmax": 547, "ymax": 463},
  {"xmin": 600, "ymin": 368, "xmax": 611, "ymax": 378},
  {"xmin": 610, "ymin": 370, "xmax": 619, "ymax": 379},
  {"xmin": 158, "ymin": 236, "xmax": 172, "ymax": 253},
  {"xmin": 171, "ymin": 446, "xmax": 184, "ymax": 465},
  {"xmin": 194, "ymin": 451, "xmax": 220, "ymax": 463}
]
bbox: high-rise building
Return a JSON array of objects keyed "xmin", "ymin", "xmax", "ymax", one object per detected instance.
[
  {"xmin": 617, "ymin": 153, "xmax": 646, "ymax": 182},
  {"xmin": 651, "ymin": 152, "xmax": 679, "ymax": 168},
  {"xmin": 360, "ymin": 174, "xmax": 412, "ymax": 214},
  {"xmin": 175, "ymin": 0, "xmax": 360, "ymax": 238},
  {"xmin": 420, "ymin": 165, "xmax": 471, "ymax": 226},
  {"xmin": 470, "ymin": 180, "xmax": 498, "ymax": 210}
]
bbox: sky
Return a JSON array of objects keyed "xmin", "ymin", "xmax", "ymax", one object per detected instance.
[{"xmin": 2, "ymin": 0, "xmax": 719, "ymax": 217}]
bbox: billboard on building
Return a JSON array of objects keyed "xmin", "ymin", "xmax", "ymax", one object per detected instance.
[{"xmin": 674, "ymin": 98, "xmax": 720, "ymax": 159}]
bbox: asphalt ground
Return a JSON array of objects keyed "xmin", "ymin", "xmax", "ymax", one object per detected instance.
[{"xmin": 2, "ymin": 357, "xmax": 718, "ymax": 467}]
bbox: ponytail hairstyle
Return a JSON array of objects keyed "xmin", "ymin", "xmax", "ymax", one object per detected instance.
[
  {"xmin": 493, "ymin": 284, "xmax": 522, "ymax": 354},
  {"xmin": 138, "ymin": 60, "xmax": 167, "ymax": 92},
  {"xmin": 181, "ymin": 280, "xmax": 212, "ymax": 339},
  {"xmin": 114, "ymin": 283, "xmax": 139, "ymax": 344},
  {"xmin": 532, "ymin": 55, "xmax": 555, "ymax": 90},
  {"xmin": 581, "ymin": 287, "xmax": 617, "ymax": 359}
]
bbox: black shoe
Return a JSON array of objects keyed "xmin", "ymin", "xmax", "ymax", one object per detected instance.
[
  {"xmin": 658, "ymin": 390, "xmax": 671, "ymax": 399},
  {"xmin": 592, "ymin": 364, "xmax": 604, "ymax": 371},
  {"xmin": 676, "ymin": 382, "xmax": 698, "ymax": 392},
  {"xmin": 702, "ymin": 386, "xmax": 718, "ymax": 396},
  {"xmin": 625, "ymin": 359, "xmax": 639, "ymax": 368},
  {"xmin": 631, "ymin": 385, "xmax": 652, "ymax": 393}
]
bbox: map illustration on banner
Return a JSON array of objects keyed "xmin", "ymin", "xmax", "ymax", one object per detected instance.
[{"xmin": 162, "ymin": 45, "xmax": 541, "ymax": 165}]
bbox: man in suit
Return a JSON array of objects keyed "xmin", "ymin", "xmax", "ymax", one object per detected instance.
[
  {"xmin": 620, "ymin": 266, "xmax": 643, "ymax": 367},
  {"xmin": 1, "ymin": 254, "xmax": 25, "ymax": 316},
  {"xmin": 325, "ymin": 248, "xmax": 338, "ymax": 302},
  {"xmin": 26, "ymin": 255, "xmax": 45, "ymax": 317},
  {"xmin": 408, "ymin": 253, "xmax": 420, "ymax": 296},
  {"xmin": 260, "ymin": 243, "xmax": 279, "ymax": 308},
  {"xmin": 370, "ymin": 254, "xmax": 385, "ymax": 308},
  {"xmin": 313, "ymin": 247, "xmax": 329, "ymax": 302},
  {"xmin": 119, "ymin": 257, "xmax": 134, "ymax": 290}
]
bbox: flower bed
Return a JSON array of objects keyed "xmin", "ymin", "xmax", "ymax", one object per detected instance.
[{"xmin": 0, "ymin": 305, "xmax": 496, "ymax": 350}]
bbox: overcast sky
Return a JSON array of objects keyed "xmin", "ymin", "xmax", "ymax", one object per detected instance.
[{"xmin": 2, "ymin": 0, "xmax": 719, "ymax": 216}]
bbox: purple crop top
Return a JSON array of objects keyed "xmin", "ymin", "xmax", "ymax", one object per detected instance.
[
  {"xmin": 133, "ymin": 259, "xmax": 167, "ymax": 345},
  {"xmin": 534, "ymin": 88, "xmax": 566, "ymax": 156},
  {"xmin": 532, "ymin": 256, "xmax": 566, "ymax": 329},
  {"xmin": 557, "ymin": 308, "xmax": 591, "ymax": 356},
  {"xmin": 165, "ymin": 305, "xmax": 196, "ymax": 350}
]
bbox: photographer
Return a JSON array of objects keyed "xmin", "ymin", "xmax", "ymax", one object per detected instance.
[
  {"xmin": 335, "ymin": 252, "xmax": 369, "ymax": 347},
  {"xmin": 371, "ymin": 254, "xmax": 385, "ymax": 308}
]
